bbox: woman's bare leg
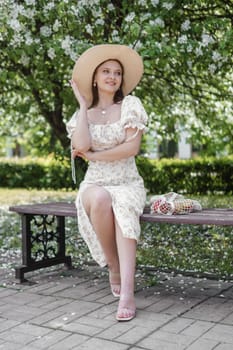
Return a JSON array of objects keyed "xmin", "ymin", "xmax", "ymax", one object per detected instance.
[
  {"xmin": 115, "ymin": 220, "xmax": 136, "ymax": 320},
  {"xmin": 81, "ymin": 186, "xmax": 120, "ymax": 292}
]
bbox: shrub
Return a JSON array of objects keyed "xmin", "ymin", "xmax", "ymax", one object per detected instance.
[
  {"xmin": 136, "ymin": 156, "xmax": 233, "ymax": 195},
  {"xmin": 0, "ymin": 155, "xmax": 232, "ymax": 194},
  {"xmin": 0, "ymin": 156, "xmax": 86, "ymax": 189}
]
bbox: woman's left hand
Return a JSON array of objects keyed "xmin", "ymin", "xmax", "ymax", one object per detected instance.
[{"xmin": 72, "ymin": 149, "xmax": 95, "ymax": 161}]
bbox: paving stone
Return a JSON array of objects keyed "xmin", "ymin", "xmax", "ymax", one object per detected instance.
[
  {"xmin": 0, "ymin": 342, "xmax": 25, "ymax": 350},
  {"xmin": 1, "ymin": 291, "xmax": 41, "ymax": 305},
  {"xmin": 30, "ymin": 310, "xmax": 66, "ymax": 326},
  {"xmin": 0, "ymin": 288, "xmax": 18, "ymax": 298},
  {"xmin": 181, "ymin": 319, "xmax": 214, "ymax": 337},
  {"xmin": 184, "ymin": 297, "xmax": 233, "ymax": 322},
  {"xmin": 95, "ymin": 321, "xmax": 134, "ymax": 341},
  {"xmin": 202, "ymin": 323, "xmax": 233, "ymax": 343},
  {"xmin": 185, "ymin": 338, "xmax": 219, "ymax": 349},
  {"xmin": 28, "ymin": 329, "xmax": 71, "ymax": 349},
  {"xmin": 145, "ymin": 295, "xmax": 203, "ymax": 315},
  {"xmin": 143, "ymin": 329, "xmax": 196, "ymax": 347},
  {"xmin": 63, "ymin": 314, "xmax": 115, "ymax": 329},
  {"xmin": 0, "ymin": 318, "xmax": 21, "ymax": 332},
  {"xmin": 220, "ymin": 311, "xmax": 233, "ymax": 325},
  {"xmin": 47, "ymin": 333, "xmax": 89, "ymax": 350},
  {"xmin": 138, "ymin": 336, "xmax": 187, "ymax": 350},
  {"xmin": 0, "ymin": 329, "xmax": 37, "ymax": 345},
  {"xmin": 61, "ymin": 321, "xmax": 103, "ymax": 336},
  {"xmin": 1, "ymin": 263, "xmax": 233, "ymax": 350},
  {"xmin": 160, "ymin": 316, "xmax": 194, "ymax": 333},
  {"xmin": 10, "ymin": 323, "xmax": 51, "ymax": 337},
  {"xmin": 3, "ymin": 304, "xmax": 48, "ymax": 322},
  {"xmin": 72, "ymin": 337, "xmax": 128, "ymax": 350},
  {"xmin": 214, "ymin": 343, "xmax": 233, "ymax": 350}
]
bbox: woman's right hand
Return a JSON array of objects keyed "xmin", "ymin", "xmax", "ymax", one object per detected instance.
[{"xmin": 70, "ymin": 79, "xmax": 87, "ymax": 109}]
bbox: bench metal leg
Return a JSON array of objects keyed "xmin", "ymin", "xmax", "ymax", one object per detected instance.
[{"xmin": 15, "ymin": 213, "xmax": 72, "ymax": 283}]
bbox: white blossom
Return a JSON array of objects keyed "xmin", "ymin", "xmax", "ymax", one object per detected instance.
[
  {"xmin": 85, "ymin": 24, "xmax": 93, "ymax": 35},
  {"xmin": 212, "ymin": 51, "xmax": 222, "ymax": 62},
  {"xmin": 134, "ymin": 41, "xmax": 143, "ymax": 50},
  {"xmin": 155, "ymin": 42, "xmax": 162, "ymax": 51},
  {"xmin": 10, "ymin": 33, "xmax": 24, "ymax": 47},
  {"xmin": 69, "ymin": 50, "xmax": 77, "ymax": 62},
  {"xmin": 178, "ymin": 35, "xmax": 188, "ymax": 44},
  {"xmin": 48, "ymin": 48, "xmax": 56, "ymax": 59},
  {"xmin": 162, "ymin": 2, "xmax": 174, "ymax": 10},
  {"xmin": 25, "ymin": 32, "xmax": 33, "ymax": 45},
  {"xmin": 125, "ymin": 12, "xmax": 135, "ymax": 22},
  {"xmin": 107, "ymin": 3, "xmax": 115, "ymax": 11},
  {"xmin": 181, "ymin": 20, "xmax": 191, "ymax": 31},
  {"xmin": 61, "ymin": 35, "xmax": 72, "ymax": 52},
  {"xmin": 151, "ymin": 0, "xmax": 159, "ymax": 6},
  {"xmin": 208, "ymin": 63, "xmax": 217, "ymax": 74},
  {"xmin": 112, "ymin": 30, "xmax": 119, "ymax": 37},
  {"xmin": 150, "ymin": 18, "xmax": 165, "ymax": 28},
  {"xmin": 20, "ymin": 53, "xmax": 30, "ymax": 66},
  {"xmin": 25, "ymin": 0, "xmax": 36, "ymax": 5},
  {"xmin": 96, "ymin": 18, "xmax": 105, "ymax": 26},
  {"xmin": 187, "ymin": 44, "xmax": 193, "ymax": 52},
  {"xmin": 44, "ymin": 2, "xmax": 55, "ymax": 12},
  {"xmin": 201, "ymin": 33, "xmax": 215, "ymax": 47},
  {"xmin": 187, "ymin": 60, "xmax": 192, "ymax": 69},
  {"xmin": 8, "ymin": 19, "xmax": 21, "ymax": 32},
  {"xmin": 53, "ymin": 20, "xmax": 61, "ymax": 32},
  {"xmin": 195, "ymin": 46, "xmax": 203, "ymax": 56},
  {"xmin": 91, "ymin": 7, "xmax": 102, "ymax": 18},
  {"xmin": 112, "ymin": 30, "xmax": 120, "ymax": 42},
  {"xmin": 138, "ymin": 0, "xmax": 147, "ymax": 5},
  {"xmin": 40, "ymin": 26, "xmax": 52, "ymax": 37},
  {"xmin": 22, "ymin": 8, "xmax": 36, "ymax": 19}
]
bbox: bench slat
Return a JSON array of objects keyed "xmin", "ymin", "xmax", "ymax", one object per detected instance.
[{"xmin": 9, "ymin": 202, "xmax": 233, "ymax": 226}]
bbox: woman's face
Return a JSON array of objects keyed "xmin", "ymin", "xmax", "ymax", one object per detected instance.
[{"xmin": 94, "ymin": 60, "xmax": 123, "ymax": 95}]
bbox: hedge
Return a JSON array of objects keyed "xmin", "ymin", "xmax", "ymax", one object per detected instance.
[
  {"xmin": 136, "ymin": 156, "xmax": 233, "ymax": 195},
  {"xmin": 0, "ymin": 155, "xmax": 232, "ymax": 194},
  {"xmin": 0, "ymin": 156, "xmax": 83, "ymax": 190}
]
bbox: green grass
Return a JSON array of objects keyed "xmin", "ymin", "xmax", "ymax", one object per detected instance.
[
  {"xmin": 140, "ymin": 194, "xmax": 233, "ymax": 279},
  {"xmin": 1, "ymin": 189, "xmax": 233, "ymax": 279}
]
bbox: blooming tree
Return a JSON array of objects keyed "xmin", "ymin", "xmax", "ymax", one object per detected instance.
[{"xmin": 0, "ymin": 0, "xmax": 233, "ymax": 155}]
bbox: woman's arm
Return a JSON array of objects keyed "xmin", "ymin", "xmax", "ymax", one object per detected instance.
[
  {"xmin": 75, "ymin": 128, "xmax": 143, "ymax": 162},
  {"xmin": 70, "ymin": 80, "xmax": 91, "ymax": 152}
]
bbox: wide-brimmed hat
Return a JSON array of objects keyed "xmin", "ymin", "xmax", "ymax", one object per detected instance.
[{"xmin": 72, "ymin": 44, "xmax": 143, "ymax": 107}]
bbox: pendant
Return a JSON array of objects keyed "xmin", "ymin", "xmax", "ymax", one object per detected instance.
[{"xmin": 101, "ymin": 110, "xmax": 106, "ymax": 115}]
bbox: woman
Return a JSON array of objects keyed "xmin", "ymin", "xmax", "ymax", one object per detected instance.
[{"xmin": 67, "ymin": 44, "xmax": 148, "ymax": 321}]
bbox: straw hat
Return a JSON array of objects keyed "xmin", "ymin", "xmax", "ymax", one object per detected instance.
[{"xmin": 72, "ymin": 44, "xmax": 143, "ymax": 107}]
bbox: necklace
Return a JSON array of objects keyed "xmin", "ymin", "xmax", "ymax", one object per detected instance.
[
  {"xmin": 101, "ymin": 109, "xmax": 107, "ymax": 115},
  {"xmin": 96, "ymin": 104, "xmax": 114, "ymax": 116}
]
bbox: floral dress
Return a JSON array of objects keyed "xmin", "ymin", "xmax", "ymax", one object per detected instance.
[{"xmin": 67, "ymin": 95, "xmax": 148, "ymax": 267}]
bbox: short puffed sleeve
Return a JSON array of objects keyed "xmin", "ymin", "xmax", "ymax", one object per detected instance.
[
  {"xmin": 121, "ymin": 95, "xmax": 148, "ymax": 132},
  {"xmin": 66, "ymin": 110, "xmax": 78, "ymax": 139}
]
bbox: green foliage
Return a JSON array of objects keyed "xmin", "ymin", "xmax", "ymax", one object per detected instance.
[
  {"xmin": 0, "ymin": 155, "xmax": 232, "ymax": 195},
  {"xmin": 0, "ymin": 0, "xmax": 233, "ymax": 155},
  {"xmin": 137, "ymin": 155, "xmax": 233, "ymax": 195},
  {"xmin": 138, "ymin": 221, "xmax": 233, "ymax": 279},
  {"xmin": 0, "ymin": 156, "xmax": 86, "ymax": 189}
]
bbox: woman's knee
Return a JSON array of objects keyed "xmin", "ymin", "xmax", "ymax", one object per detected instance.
[
  {"xmin": 92, "ymin": 188, "xmax": 112, "ymax": 212},
  {"xmin": 82, "ymin": 186, "xmax": 112, "ymax": 214}
]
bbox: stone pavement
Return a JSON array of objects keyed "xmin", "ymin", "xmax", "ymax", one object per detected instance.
[{"xmin": 0, "ymin": 264, "xmax": 233, "ymax": 350}]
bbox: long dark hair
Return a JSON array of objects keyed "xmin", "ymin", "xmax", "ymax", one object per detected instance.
[{"xmin": 90, "ymin": 59, "xmax": 124, "ymax": 108}]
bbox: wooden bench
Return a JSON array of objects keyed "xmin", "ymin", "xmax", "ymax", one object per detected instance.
[{"xmin": 9, "ymin": 202, "xmax": 233, "ymax": 283}]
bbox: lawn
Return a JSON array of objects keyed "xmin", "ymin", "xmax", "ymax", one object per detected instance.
[{"xmin": 1, "ymin": 189, "xmax": 233, "ymax": 280}]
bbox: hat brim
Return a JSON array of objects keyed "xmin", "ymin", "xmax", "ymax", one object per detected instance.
[{"xmin": 72, "ymin": 44, "xmax": 143, "ymax": 107}]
